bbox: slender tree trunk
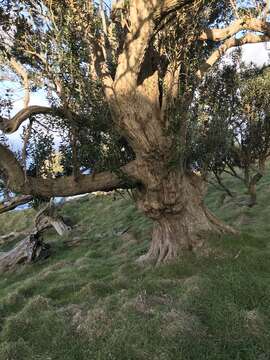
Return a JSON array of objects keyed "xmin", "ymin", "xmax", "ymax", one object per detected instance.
[
  {"xmin": 246, "ymin": 159, "xmax": 265, "ymax": 207},
  {"xmin": 247, "ymin": 182, "xmax": 257, "ymax": 207},
  {"xmin": 135, "ymin": 165, "xmax": 236, "ymax": 264},
  {"xmin": 244, "ymin": 167, "xmax": 258, "ymax": 207}
]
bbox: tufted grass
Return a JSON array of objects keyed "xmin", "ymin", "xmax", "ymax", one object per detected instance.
[{"xmin": 0, "ymin": 174, "xmax": 270, "ymax": 359}]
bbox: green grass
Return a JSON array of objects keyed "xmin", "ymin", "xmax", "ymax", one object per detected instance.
[{"xmin": 0, "ymin": 175, "xmax": 270, "ymax": 360}]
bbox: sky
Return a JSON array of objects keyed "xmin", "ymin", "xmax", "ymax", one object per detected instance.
[
  {"xmin": 7, "ymin": 90, "xmax": 49, "ymax": 150},
  {"xmin": 241, "ymin": 42, "xmax": 270, "ymax": 66}
]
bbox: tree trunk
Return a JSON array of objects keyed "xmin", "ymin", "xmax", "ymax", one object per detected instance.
[
  {"xmin": 247, "ymin": 182, "xmax": 257, "ymax": 207},
  {"xmin": 135, "ymin": 167, "xmax": 236, "ymax": 264},
  {"xmin": 247, "ymin": 161, "xmax": 265, "ymax": 207}
]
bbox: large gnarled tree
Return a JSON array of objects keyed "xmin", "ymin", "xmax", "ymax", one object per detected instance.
[{"xmin": 0, "ymin": 0, "xmax": 269, "ymax": 263}]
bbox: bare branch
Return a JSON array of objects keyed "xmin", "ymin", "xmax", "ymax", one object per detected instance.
[
  {"xmin": 112, "ymin": 0, "xmax": 199, "ymax": 22},
  {"xmin": 162, "ymin": 62, "xmax": 180, "ymax": 115},
  {"xmin": 0, "ymin": 195, "xmax": 33, "ymax": 215},
  {"xmin": 229, "ymin": 0, "xmax": 239, "ymax": 19},
  {"xmin": 114, "ymin": 0, "xmax": 156, "ymax": 91},
  {"xmin": 99, "ymin": 0, "xmax": 114, "ymax": 66},
  {"xmin": 22, "ymin": 119, "xmax": 33, "ymax": 180},
  {"xmin": 10, "ymin": 58, "xmax": 30, "ymax": 108},
  {"xmin": 91, "ymin": 41, "xmax": 115, "ymax": 100},
  {"xmin": 114, "ymin": 0, "xmax": 202, "ymax": 91},
  {"xmin": 0, "ymin": 106, "xmax": 67, "ymax": 134},
  {"xmin": 197, "ymin": 33, "xmax": 270, "ymax": 79},
  {"xmin": 0, "ymin": 143, "xmax": 138, "ymax": 197},
  {"xmin": 199, "ymin": 18, "xmax": 270, "ymax": 42}
]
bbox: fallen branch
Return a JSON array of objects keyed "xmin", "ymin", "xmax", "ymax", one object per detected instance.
[
  {"xmin": 0, "ymin": 231, "xmax": 28, "ymax": 244},
  {"xmin": 0, "ymin": 201, "xmax": 71, "ymax": 272},
  {"xmin": 0, "ymin": 195, "xmax": 33, "ymax": 214}
]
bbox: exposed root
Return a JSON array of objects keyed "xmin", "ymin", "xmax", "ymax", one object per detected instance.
[
  {"xmin": 135, "ymin": 171, "xmax": 238, "ymax": 265},
  {"xmin": 137, "ymin": 207, "xmax": 237, "ymax": 266}
]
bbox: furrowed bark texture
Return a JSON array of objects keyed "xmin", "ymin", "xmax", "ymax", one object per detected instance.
[{"xmin": 134, "ymin": 164, "xmax": 236, "ymax": 264}]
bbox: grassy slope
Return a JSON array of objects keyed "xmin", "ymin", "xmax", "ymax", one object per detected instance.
[{"xmin": 0, "ymin": 175, "xmax": 270, "ymax": 360}]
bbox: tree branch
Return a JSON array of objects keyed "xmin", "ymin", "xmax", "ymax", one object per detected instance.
[
  {"xmin": 112, "ymin": 0, "xmax": 197, "ymax": 22},
  {"xmin": 0, "ymin": 143, "xmax": 138, "ymax": 197},
  {"xmin": 196, "ymin": 33, "xmax": 270, "ymax": 79},
  {"xmin": 10, "ymin": 58, "xmax": 30, "ymax": 108},
  {"xmin": 114, "ymin": 0, "xmax": 156, "ymax": 91},
  {"xmin": 161, "ymin": 62, "xmax": 180, "ymax": 116},
  {"xmin": 0, "ymin": 105, "xmax": 70, "ymax": 134},
  {"xmin": 91, "ymin": 41, "xmax": 115, "ymax": 100},
  {"xmin": 199, "ymin": 18, "xmax": 270, "ymax": 42},
  {"xmin": 113, "ymin": 0, "xmax": 201, "ymax": 92},
  {"xmin": 0, "ymin": 195, "xmax": 33, "ymax": 215},
  {"xmin": 155, "ymin": 0, "xmax": 198, "ymax": 20}
]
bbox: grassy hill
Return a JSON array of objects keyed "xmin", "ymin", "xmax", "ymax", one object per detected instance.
[{"xmin": 0, "ymin": 175, "xmax": 270, "ymax": 360}]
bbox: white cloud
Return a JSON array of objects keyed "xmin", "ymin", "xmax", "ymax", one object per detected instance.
[{"xmin": 241, "ymin": 42, "xmax": 270, "ymax": 67}]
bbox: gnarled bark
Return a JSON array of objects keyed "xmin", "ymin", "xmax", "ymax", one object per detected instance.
[{"xmin": 135, "ymin": 166, "xmax": 236, "ymax": 264}]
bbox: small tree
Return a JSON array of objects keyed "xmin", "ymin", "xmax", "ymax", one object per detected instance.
[{"xmin": 194, "ymin": 62, "xmax": 270, "ymax": 206}]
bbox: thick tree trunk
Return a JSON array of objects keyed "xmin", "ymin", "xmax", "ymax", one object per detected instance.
[{"xmin": 135, "ymin": 168, "xmax": 236, "ymax": 264}]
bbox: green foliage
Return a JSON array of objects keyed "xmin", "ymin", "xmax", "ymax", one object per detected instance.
[
  {"xmin": 0, "ymin": 0, "xmax": 135, "ymax": 180},
  {"xmin": 184, "ymin": 55, "xmax": 270, "ymax": 192}
]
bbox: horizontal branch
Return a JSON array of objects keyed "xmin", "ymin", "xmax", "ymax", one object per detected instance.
[
  {"xmin": 196, "ymin": 33, "xmax": 270, "ymax": 79},
  {"xmin": 0, "ymin": 105, "xmax": 80, "ymax": 134},
  {"xmin": 0, "ymin": 195, "xmax": 33, "ymax": 215},
  {"xmin": 199, "ymin": 18, "xmax": 270, "ymax": 42},
  {"xmin": 26, "ymin": 165, "xmax": 137, "ymax": 197},
  {"xmin": 0, "ymin": 106, "xmax": 53, "ymax": 134},
  {"xmin": 0, "ymin": 143, "xmax": 138, "ymax": 197}
]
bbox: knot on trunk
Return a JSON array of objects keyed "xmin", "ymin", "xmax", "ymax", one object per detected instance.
[
  {"xmin": 135, "ymin": 171, "xmax": 237, "ymax": 265},
  {"xmin": 135, "ymin": 171, "xmax": 206, "ymax": 221}
]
